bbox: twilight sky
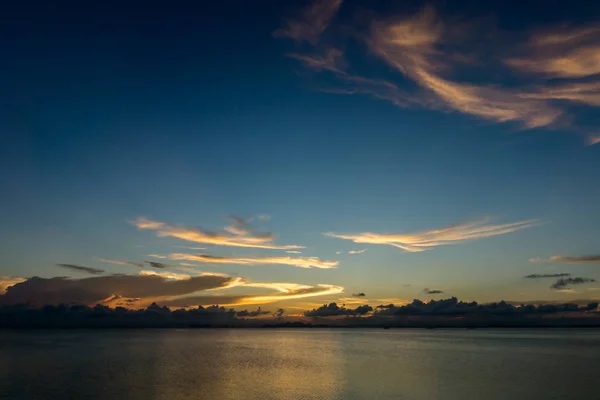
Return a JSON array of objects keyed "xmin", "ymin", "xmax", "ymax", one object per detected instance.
[{"xmin": 1, "ymin": 0, "xmax": 599, "ymax": 311}]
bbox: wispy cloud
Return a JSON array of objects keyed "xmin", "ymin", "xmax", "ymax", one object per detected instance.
[
  {"xmin": 281, "ymin": 4, "xmax": 600, "ymax": 142},
  {"xmin": 288, "ymin": 48, "xmax": 346, "ymax": 74},
  {"xmin": 147, "ymin": 254, "xmax": 168, "ymax": 259},
  {"xmin": 132, "ymin": 217, "xmax": 304, "ymax": 250},
  {"xmin": 367, "ymin": 6, "xmax": 561, "ymax": 129},
  {"xmin": 352, "ymin": 292, "xmax": 366, "ymax": 297},
  {"xmin": 348, "ymin": 249, "xmax": 367, "ymax": 255},
  {"xmin": 56, "ymin": 264, "xmax": 104, "ymax": 275},
  {"xmin": 325, "ymin": 218, "xmax": 537, "ymax": 252},
  {"xmin": 505, "ymin": 27, "xmax": 600, "ymax": 78},
  {"xmin": 588, "ymin": 135, "xmax": 600, "ymax": 146},
  {"xmin": 286, "ymin": 250, "xmax": 302, "ymax": 254},
  {"xmin": 170, "ymin": 253, "xmax": 338, "ymax": 269},
  {"xmin": 158, "ymin": 282, "xmax": 344, "ymax": 308},
  {"xmin": 524, "ymin": 273, "xmax": 571, "ymax": 279},
  {"xmin": 274, "ymin": 0, "xmax": 342, "ymax": 44},
  {"xmin": 173, "ymin": 245, "xmax": 206, "ymax": 250},
  {"xmin": 423, "ymin": 288, "xmax": 444, "ymax": 294},
  {"xmin": 139, "ymin": 270, "xmax": 193, "ymax": 281},
  {"xmin": 532, "ymin": 255, "xmax": 600, "ymax": 264},
  {"xmin": 98, "ymin": 258, "xmax": 144, "ymax": 268}
]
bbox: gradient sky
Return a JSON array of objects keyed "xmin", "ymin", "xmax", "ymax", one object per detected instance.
[{"xmin": 1, "ymin": 0, "xmax": 599, "ymax": 311}]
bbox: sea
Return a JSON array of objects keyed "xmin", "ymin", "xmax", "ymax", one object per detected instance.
[{"xmin": 1, "ymin": 328, "xmax": 598, "ymax": 399}]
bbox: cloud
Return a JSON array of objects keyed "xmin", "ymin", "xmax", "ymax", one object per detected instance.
[
  {"xmin": 549, "ymin": 255, "xmax": 600, "ymax": 264},
  {"xmin": 144, "ymin": 261, "xmax": 173, "ymax": 269},
  {"xmin": 551, "ymin": 277, "xmax": 596, "ymax": 290},
  {"xmin": 423, "ymin": 288, "xmax": 444, "ymax": 294},
  {"xmin": 352, "ymin": 292, "xmax": 366, "ymax": 297},
  {"xmin": 170, "ymin": 253, "xmax": 338, "ymax": 269},
  {"xmin": 173, "ymin": 246, "xmax": 207, "ymax": 250},
  {"xmin": 325, "ymin": 218, "xmax": 537, "ymax": 252},
  {"xmin": 0, "ymin": 274, "xmax": 239, "ymax": 307},
  {"xmin": 304, "ymin": 302, "xmax": 373, "ymax": 317},
  {"xmin": 348, "ymin": 249, "xmax": 367, "ymax": 255},
  {"xmin": 147, "ymin": 254, "xmax": 168, "ymax": 259},
  {"xmin": 367, "ymin": 7, "xmax": 562, "ymax": 129},
  {"xmin": 98, "ymin": 258, "xmax": 144, "ymax": 268},
  {"xmin": 0, "ymin": 276, "xmax": 25, "ymax": 294},
  {"xmin": 288, "ymin": 48, "xmax": 346, "ymax": 74},
  {"xmin": 505, "ymin": 27, "xmax": 600, "ymax": 78},
  {"xmin": 159, "ymin": 282, "xmax": 344, "ymax": 308},
  {"xmin": 533, "ymin": 255, "xmax": 600, "ymax": 264},
  {"xmin": 138, "ymin": 270, "xmax": 193, "ymax": 281},
  {"xmin": 56, "ymin": 264, "xmax": 105, "ymax": 275},
  {"xmin": 257, "ymin": 214, "xmax": 271, "ymax": 221},
  {"xmin": 179, "ymin": 263, "xmax": 201, "ymax": 267},
  {"xmin": 282, "ymin": 5, "xmax": 600, "ymax": 142},
  {"xmin": 274, "ymin": 0, "xmax": 342, "ymax": 44},
  {"xmin": 524, "ymin": 273, "xmax": 571, "ymax": 279},
  {"xmin": 132, "ymin": 217, "xmax": 304, "ymax": 250},
  {"xmin": 286, "ymin": 250, "xmax": 302, "ymax": 254},
  {"xmin": 588, "ymin": 135, "xmax": 600, "ymax": 146}
]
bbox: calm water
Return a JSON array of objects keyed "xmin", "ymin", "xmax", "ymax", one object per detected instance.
[{"xmin": 1, "ymin": 328, "xmax": 599, "ymax": 400}]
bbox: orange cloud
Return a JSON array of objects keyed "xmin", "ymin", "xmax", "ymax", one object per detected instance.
[
  {"xmin": 368, "ymin": 7, "xmax": 562, "ymax": 129},
  {"xmin": 132, "ymin": 217, "xmax": 304, "ymax": 250},
  {"xmin": 283, "ymin": 5, "xmax": 600, "ymax": 142},
  {"xmin": 170, "ymin": 253, "xmax": 338, "ymax": 269},
  {"xmin": 506, "ymin": 27, "xmax": 600, "ymax": 78},
  {"xmin": 0, "ymin": 276, "xmax": 25, "ymax": 294},
  {"xmin": 532, "ymin": 255, "xmax": 600, "ymax": 264},
  {"xmin": 162, "ymin": 282, "xmax": 344, "ymax": 307},
  {"xmin": 325, "ymin": 218, "xmax": 538, "ymax": 252}
]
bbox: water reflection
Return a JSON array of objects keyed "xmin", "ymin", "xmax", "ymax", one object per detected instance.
[{"xmin": 1, "ymin": 329, "xmax": 599, "ymax": 400}]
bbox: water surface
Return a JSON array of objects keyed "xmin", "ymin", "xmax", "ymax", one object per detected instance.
[{"xmin": 1, "ymin": 329, "xmax": 598, "ymax": 399}]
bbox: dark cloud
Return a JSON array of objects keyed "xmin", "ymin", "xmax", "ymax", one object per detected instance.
[
  {"xmin": 524, "ymin": 273, "xmax": 571, "ymax": 278},
  {"xmin": 304, "ymin": 303, "xmax": 373, "ymax": 317},
  {"xmin": 0, "ymin": 274, "xmax": 237, "ymax": 307},
  {"xmin": 551, "ymin": 277, "xmax": 596, "ymax": 290},
  {"xmin": 423, "ymin": 288, "xmax": 444, "ymax": 294},
  {"xmin": 352, "ymin": 292, "xmax": 366, "ymax": 297},
  {"xmin": 144, "ymin": 261, "xmax": 172, "ymax": 269},
  {"xmin": 56, "ymin": 264, "xmax": 104, "ymax": 275}
]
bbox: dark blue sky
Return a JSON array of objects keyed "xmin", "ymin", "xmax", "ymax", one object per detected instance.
[{"xmin": 1, "ymin": 0, "xmax": 599, "ymax": 309}]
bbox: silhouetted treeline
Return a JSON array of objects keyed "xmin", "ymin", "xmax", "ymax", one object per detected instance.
[
  {"xmin": 1, "ymin": 297, "xmax": 599, "ymax": 329},
  {"xmin": 0, "ymin": 303, "xmax": 271, "ymax": 328},
  {"xmin": 304, "ymin": 298, "xmax": 598, "ymax": 317}
]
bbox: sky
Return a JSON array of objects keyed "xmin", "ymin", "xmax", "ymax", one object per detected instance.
[{"xmin": 1, "ymin": 0, "xmax": 599, "ymax": 312}]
